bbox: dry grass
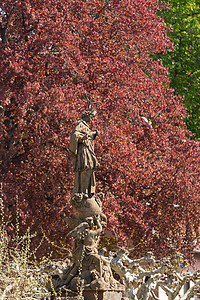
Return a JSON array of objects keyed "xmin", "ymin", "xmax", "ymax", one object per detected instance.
[
  {"xmin": 0, "ymin": 185, "xmax": 52, "ymax": 299},
  {"xmin": 0, "ymin": 185, "xmax": 85, "ymax": 299}
]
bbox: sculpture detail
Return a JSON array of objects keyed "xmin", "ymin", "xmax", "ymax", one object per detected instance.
[{"xmin": 69, "ymin": 108, "xmax": 99, "ymax": 197}]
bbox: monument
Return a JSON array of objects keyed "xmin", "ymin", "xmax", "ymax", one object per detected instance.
[
  {"xmin": 50, "ymin": 109, "xmax": 200, "ymax": 300},
  {"xmin": 52, "ymin": 108, "xmax": 124, "ymax": 299}
]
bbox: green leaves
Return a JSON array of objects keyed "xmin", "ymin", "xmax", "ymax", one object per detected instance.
[{"xmin": 157, "ymin": 0, "xmax": 200, "ymax": 137}]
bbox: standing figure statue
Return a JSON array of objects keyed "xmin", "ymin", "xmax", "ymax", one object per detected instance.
[
  {"xmin": 51, "ymin": 107, "xmax": 125, "ymax": 294},
  {"xmin": 69, "ymin": 108, "xmax": 99, "ymax": 198}
]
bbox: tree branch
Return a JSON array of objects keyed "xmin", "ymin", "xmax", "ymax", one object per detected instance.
[
  {"xmin": 0, "ymin": 9, "xmax": 13, "ymax": 43},
  {"xmin": 0, "ymin": 22, "xmax": 7, "ymax": 43},
  {"xmin": 180, "ymin": 279, "xmax": 200, "ymax": 300}
]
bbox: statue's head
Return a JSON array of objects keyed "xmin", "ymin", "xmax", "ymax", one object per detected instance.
[{"xmin": 81, "ymin": 108, "xmax": 97, "ymax": 123}]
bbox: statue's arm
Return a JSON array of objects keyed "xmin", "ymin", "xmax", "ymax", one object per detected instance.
[
  {"xmin": 91, "ymin": 130, "xmax": 100, "ymax": 140},
  {"xmin": 69, "ymin": 130, "xmax": 85, "ymax": 155}
]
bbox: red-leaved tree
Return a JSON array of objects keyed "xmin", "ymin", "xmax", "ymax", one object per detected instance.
[{"xmin": 0, "ymin": 0, "xmax": 199, "ymax": 259}]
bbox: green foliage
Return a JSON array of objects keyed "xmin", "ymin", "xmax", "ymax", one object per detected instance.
[{"xmin": 157, "ymin": 0, "xmax": 200, "ymax": 138}]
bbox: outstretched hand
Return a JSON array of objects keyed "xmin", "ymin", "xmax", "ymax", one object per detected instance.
[{"xmin": 96, "ymin": 130, "xmax": 100, "ymax": 137}]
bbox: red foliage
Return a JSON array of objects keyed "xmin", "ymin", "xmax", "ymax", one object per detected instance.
[{"xmin": 0, "ymin": 0, "xmax": 199, "ymax": 259}]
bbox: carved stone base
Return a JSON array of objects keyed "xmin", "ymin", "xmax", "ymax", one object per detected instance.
[{"xmin": 50, "ymin": 289, "xmax": 123, "ymax": 300}]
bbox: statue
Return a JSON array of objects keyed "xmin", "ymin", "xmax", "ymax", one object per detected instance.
[
  {"xmin": 51, "ymin": 108, "xmax": 124, "ymax": 297},
  {"xmin": 54, "ymin": 213, "xmax": 121, "ymax": 292},
  {"xmin": 69, "ymin": 108, "xmax": 100, "ymax": 197},
  {"xmin": 61, "ymin": 215, "xmax": 103, "ymax": 286}
]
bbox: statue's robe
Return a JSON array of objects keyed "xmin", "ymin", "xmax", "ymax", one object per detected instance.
[{"xmin": 69, "ymin": 119, "xmax": 98, "ymax": 197}]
